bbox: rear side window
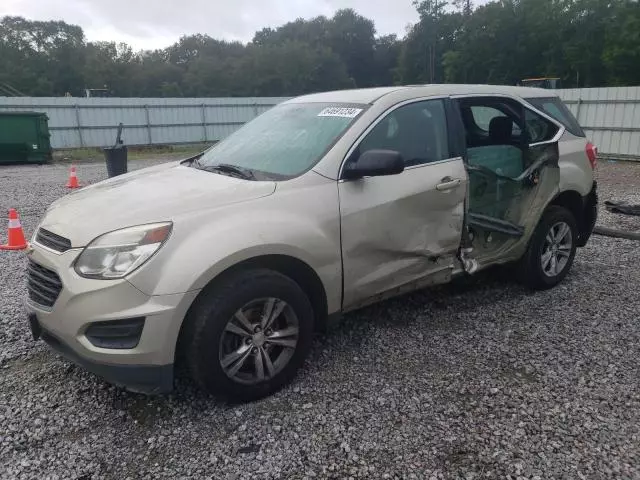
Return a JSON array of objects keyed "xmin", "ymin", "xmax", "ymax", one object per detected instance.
[
  {"xmin": 525, "ymin": 97, "xmax": 585, "ymax": 137},
  {"xmin": 524, "ymin": 108, "xmax": 559, "ymax": 143}
]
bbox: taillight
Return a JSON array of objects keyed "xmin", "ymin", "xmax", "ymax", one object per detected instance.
[{"xmin": 585, "ymin": 142, "xmax": 597, "ymax": 169}]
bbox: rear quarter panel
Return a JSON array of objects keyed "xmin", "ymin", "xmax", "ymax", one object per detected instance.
[{"xmin": 558, "ymin": 133, "xmax": 593, "ymax": 197}]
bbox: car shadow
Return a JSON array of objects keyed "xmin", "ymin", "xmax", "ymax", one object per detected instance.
[
  {"xmin": 320, "ymin": 266, "xmax": 530, "ymax": 336},
  {"xmin": 75, "ymin": 267, "xmax": 539, "ymax": 415}
]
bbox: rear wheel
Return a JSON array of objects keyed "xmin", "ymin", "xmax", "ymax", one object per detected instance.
[
  {"xmin": 184, "ymin": 269, "xmax": 314, "ymax": 401},
  {"xmin": 519, "ymin": 206, "xmax": 578, "ymax": 290}
]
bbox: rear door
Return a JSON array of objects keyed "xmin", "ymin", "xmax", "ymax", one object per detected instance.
[
  {"xmin": 454, "ymin": 95, "xmax": 564, "ymax": 265},
  {"xmin": 338, "ymin": 98, "xmax": 467, "ymax": 310}
]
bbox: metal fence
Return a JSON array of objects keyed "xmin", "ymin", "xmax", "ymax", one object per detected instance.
[
  {"xmin": 557, "ymin": 87, "xmax": 640, "ymax": 161},
  {"xmin": 0, "ymin": 97, "xmax": 289, "ymax": 149},
  {"xmin": 0, "ymin": 88, "xmax": 638, "ymax": 160}
]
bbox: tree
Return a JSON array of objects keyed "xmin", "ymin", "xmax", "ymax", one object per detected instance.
[
  {"xmin": 562, "ymin": 0, "xmax": 611, "ymax": 87},
  {"xmin": 252, "ymin": 16, "xmax": 330, "ymax": 48},
  {"xmin": 399, "ymin": 0, "xmax": 461, "ymax": 84},
  {"xmin": 130, "ymin": 51, "xmax": 184, "ymax": 97},
  {"xmin": 406, "ymin": 0, "xmax": 639, "ymax": 88},
  {"xmin": 235, "ymin": 42, "xmax": 353, "ymax": 96},
  {"xmin": 326, "ymin": 9, "xmax": 378, "ymax": 87},
  {"xmin": 2, "ymin": 2, "xmax": 640, "ymax": 98},
  {"xmin": 374, "ymin": 35, "xmax": 402, "ymax": 85},
  {"xmin": 83, "ymin": 42, "xmax": 137, "ymax": 95},
  {"xmin": 0, "ymin": 16, "xmax": 86, "ymax": 95},
  {"xmin": 602, "ymin": 0, "xmax": 640, "ymax": 86},
  {"xmin": 250, "ymin": 10, "xmax": 380, "ymax": 88}
]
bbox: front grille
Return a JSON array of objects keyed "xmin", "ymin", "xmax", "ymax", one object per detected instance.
[
  {"xmin": 36, "ymin": 228, "xmax": 72, "ymax": 253},
  {"xmin": 27, "ymin": 260, "xmax": 63, "ymax": 308}
]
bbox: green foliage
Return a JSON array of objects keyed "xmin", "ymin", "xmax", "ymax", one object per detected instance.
[
  {"xmin": 1, "ymin": 1, "xmax": 639, "ymax": 98},
  {"xmin": 404, "ymin": 0, "xmax": 640, "ymax": 87},
  {"xmin": 602, "ymin": 1, "xmax": 640, "ymax": 85}
]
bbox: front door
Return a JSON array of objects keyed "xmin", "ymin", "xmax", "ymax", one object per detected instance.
[{"xmin": 338, "ymin": 98, "xmax": 467, "ymax": 310}]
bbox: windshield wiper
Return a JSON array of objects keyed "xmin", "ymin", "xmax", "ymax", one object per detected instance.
[
  {"xmin": 191, "ymin": 154, "xmax": 204, "ymax": 168},
  {"xmin": 181, "ymin": 151, "xmax": 205, "ymax": 168},
  {"xmin": 202, "ymin": 163, "xmax": 255, "ymax": 180}
]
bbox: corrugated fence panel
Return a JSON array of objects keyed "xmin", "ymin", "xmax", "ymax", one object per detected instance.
[
  {"xmin": 557, "ymin": 87, "xmax": 640, "ymax": 160},
  {"xmin": 1, "ymin": 91, "xmax": 638, "ymax": 159},
  {"xmin": 0, "ymin": 96, "xmax": 290, "ymax": 149}
]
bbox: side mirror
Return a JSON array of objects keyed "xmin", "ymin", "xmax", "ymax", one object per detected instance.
[{"xmin": 343, "ymin": 149, "xmax": 404, "ymax": 180}]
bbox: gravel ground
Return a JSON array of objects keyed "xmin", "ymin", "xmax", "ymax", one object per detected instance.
[{"xmin": 1, "ymin": 159, "xmax": 639, "ymax": 479}]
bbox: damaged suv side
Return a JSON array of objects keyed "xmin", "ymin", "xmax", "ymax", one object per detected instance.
[
  {"xmin": 27, "ymin": 85, "xmax": 597, "ymax": 400},
  {"xmin": 454, "ymin": 94, "xmax": 597, "ymax": 287}
]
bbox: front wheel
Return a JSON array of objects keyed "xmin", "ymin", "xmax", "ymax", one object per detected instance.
[
  {"xmin": 519, "ymin": 206, "xmax": 578, "ymax": 290},
  {"xmin": 183, "ymin": 269, "xmax": 314, "ymax": 401}
]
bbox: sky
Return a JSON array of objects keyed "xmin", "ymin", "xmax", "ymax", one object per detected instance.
[{"xmin": 1, "ymin": 0, "xmax": 426, "ymax": 50}]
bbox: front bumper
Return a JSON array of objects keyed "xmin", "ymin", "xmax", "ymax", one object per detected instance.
[
  {"xmin": 25, "ymin": 243, "xmax": 200, "ymax": 394},
  {"xmin": 29, "ymin": 313, "xmax": 173, "ymax": 394}
]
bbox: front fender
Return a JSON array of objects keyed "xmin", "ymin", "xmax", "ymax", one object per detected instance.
[{"xmin": 127, "ymin": 204, "xmax": 342, "ymax": 314}]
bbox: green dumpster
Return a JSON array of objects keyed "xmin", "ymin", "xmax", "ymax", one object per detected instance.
[{"xmin": 0, "ymin": 111, "xmax": 53, "ymax": 164}]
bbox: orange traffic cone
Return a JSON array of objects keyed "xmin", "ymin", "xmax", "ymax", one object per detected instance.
[
  {"xmin": 66, "ymin": 165, "xmax": 81, "ymax": 188},
  {"xmin": 0, "ymin": 208, "xmax": 28, "ymax": 251}
]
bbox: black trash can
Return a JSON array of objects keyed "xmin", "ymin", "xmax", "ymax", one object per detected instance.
[{"xmin": 104, "ymin": 146, "xmax": 128, "ymax": 177}]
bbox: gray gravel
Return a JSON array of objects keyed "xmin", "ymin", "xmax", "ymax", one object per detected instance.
[{"xmin": 1, "ymin": 159, "xmax": 640, "ymax": 479}]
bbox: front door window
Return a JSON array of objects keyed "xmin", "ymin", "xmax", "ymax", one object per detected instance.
[{"xmin": 352, "ymin": 99, "xmax": 450, "ymax": 168}]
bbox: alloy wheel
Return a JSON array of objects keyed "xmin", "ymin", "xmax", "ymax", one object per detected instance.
[
  {"xmin": 219, "ymin": 297, "xmax": 299, "ymax": 385},
  {"xmin": 541, "ymin": 221, "xmax": 573, "ymax": 277}
]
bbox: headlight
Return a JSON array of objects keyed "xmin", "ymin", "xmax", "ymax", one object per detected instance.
[{"xmin": 75, "ymin": 222, "xmax": 172, "ymax": 279}]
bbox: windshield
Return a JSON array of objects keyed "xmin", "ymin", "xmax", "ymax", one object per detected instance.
[{"xmin": 194, "ymin": 102, "xmax": 367, "ymax": 180}]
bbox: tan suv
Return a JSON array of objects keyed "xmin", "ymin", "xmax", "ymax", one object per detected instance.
[{"xmin": 26, "ymin": 85, "xmax": 598, "ymax": 400}]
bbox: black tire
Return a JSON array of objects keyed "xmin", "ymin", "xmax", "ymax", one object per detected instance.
[
  {"xmin": 519, "ymin": 206, "xmax": 578, "ymax": 290},
  {"xmin": 183, "ymin": 269, "xmax": 314, "ymax": 401}
]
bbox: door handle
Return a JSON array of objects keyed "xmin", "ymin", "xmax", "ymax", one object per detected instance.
[{"xmin": 436, "ymin": 178, "xmax": 462, "ymax": 191}]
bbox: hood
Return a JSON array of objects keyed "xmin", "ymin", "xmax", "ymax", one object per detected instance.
[{"xmin": 40, "ymin": 161, "xmax": 276, "ymax": 247}]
